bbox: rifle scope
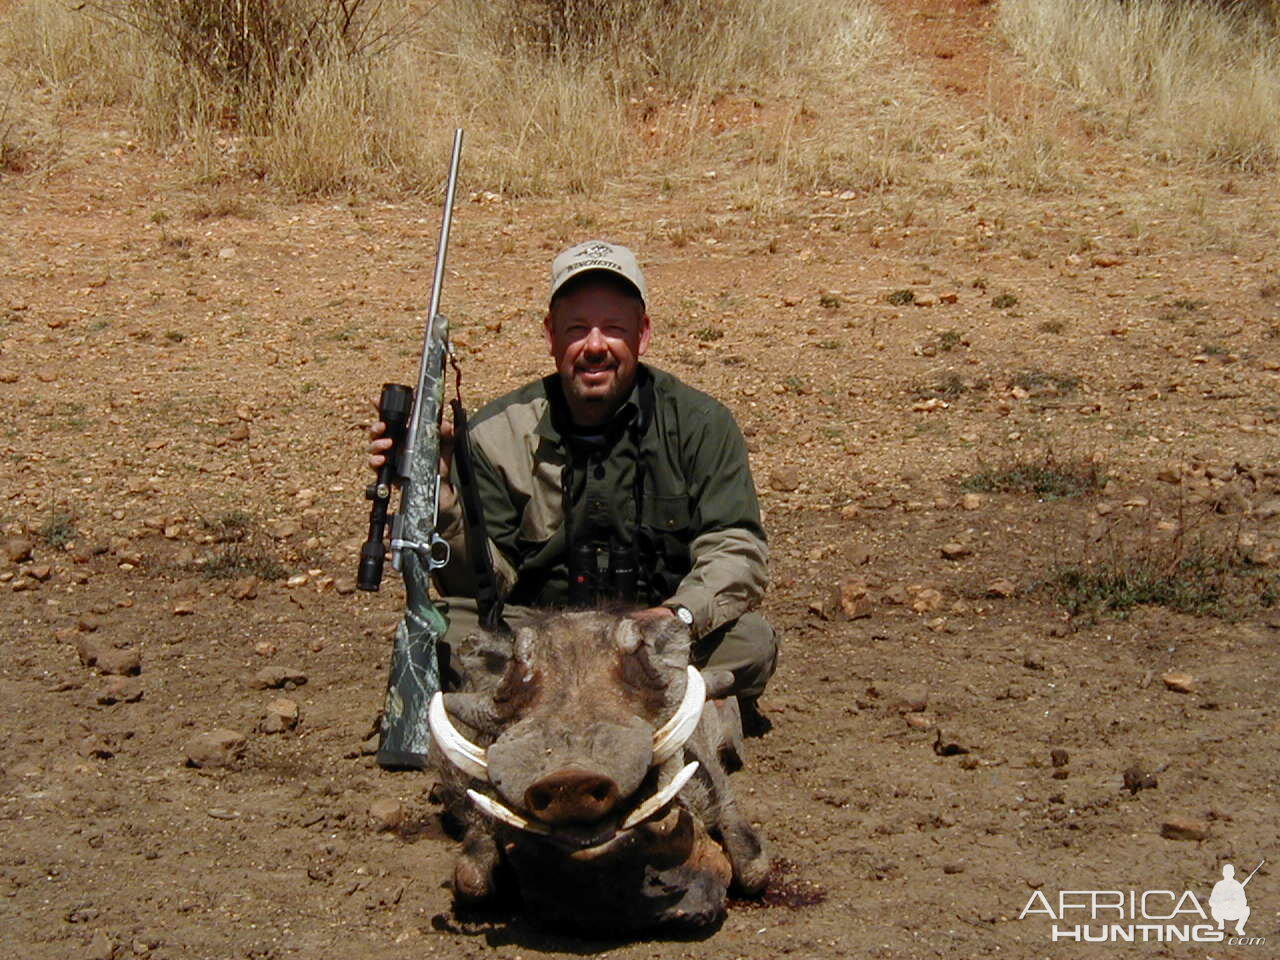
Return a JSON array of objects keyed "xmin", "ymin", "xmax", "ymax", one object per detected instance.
[{"xmin": 358, "ymin": 382, "xmax": 414, "ymax": 591}]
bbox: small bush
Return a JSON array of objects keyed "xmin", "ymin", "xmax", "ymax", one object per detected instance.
[
  {"xmin": 1052, "ymin": 498, "xmax": 1278, "ymax": 619},
  {"xmin": 962, "ymin": 451, "xmax": 1106, "ymax": 499},
  {"xmin": 40, "ymin": 510, "xmax": 77, "ymax": 548}
]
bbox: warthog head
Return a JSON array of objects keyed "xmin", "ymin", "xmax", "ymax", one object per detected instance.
[{"xmin": 429, "ymin": 609, "xmax": 767, "ymax": 933}]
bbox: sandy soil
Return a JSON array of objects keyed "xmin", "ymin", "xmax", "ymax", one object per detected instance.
[{"xmin": 2, "ymin": 2, "xmax": 1279, "ymax": 957}]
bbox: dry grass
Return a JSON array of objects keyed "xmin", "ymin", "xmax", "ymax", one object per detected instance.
[
  {"xmin": 998, "ymin": 0, "xmax": 1280, "ymax": 170},
  {"xmin": 1, "ymin": 0, "xmax": 906, "ymax": 197}
]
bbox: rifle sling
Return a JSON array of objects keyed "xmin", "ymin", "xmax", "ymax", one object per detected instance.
[{"xmin": 449, "ymin": 364, "xmax": 506, "ymax": 633}]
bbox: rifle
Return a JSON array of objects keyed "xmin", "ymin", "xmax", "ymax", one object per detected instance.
[{"xmin": 358, "ymin": 128, "xmax": 463, "ymax": 770}]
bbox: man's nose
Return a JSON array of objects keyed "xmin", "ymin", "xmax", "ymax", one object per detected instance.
[{"xmin": 583, "ymin": 326, "xmax": 608, "ymax": 354}]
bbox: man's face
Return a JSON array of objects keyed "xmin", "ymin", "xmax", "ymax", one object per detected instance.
[{"xmin": 544, "ymin": 278, "xmax": 651, "ymax": 427}]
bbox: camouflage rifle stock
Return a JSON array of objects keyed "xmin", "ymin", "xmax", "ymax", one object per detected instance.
[{"xmin": 359, "ymin": 128, "xmax": 463, "ymax": 770}]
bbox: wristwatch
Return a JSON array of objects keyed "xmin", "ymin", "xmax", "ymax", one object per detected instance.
[{"xmin": 664, "ymin": 603, "xmax": 695, "ymax": 628}]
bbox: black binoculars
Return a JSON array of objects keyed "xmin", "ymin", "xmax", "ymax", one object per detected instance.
[{"xmin": 568, "ymin": 538, "xmax": 638, "ymax": 607}]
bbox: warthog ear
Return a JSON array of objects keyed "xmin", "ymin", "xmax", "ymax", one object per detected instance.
[
  {"xmin": 645, "ymin": 615, "xmax": 691, "ymax": 671},
  {"xmin": 613, "ymin": 617, "xmax": 643, "ymax": 654}
]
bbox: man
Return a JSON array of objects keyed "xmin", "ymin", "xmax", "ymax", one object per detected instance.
[{"xmin": 370, "ymin": 240, "xmax": 777, "ymax": 721}]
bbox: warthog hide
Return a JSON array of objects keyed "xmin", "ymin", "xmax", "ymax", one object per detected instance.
[{"xmin": 428, "ymin": 609, "xmax": 769, "ymax": 933}]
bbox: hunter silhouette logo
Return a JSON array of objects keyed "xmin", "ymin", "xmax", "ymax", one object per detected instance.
[
  {"xmin": 580, "ymin": 242, "xmax": 615, "ymax": 259},
  {"xmin": 1018, "ymin": 858, "xmax": 1267, "ymax": 945},
  {"xmin": 1210, "ymin": 861, "xmax": 1263, "ymax": 936}
]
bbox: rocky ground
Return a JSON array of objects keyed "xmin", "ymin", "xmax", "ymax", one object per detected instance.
[{"xmin": 2, "ymin": 1, "xmax": 1279, "ymax": 957}]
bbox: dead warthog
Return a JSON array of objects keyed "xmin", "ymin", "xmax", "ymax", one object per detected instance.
[{"xmin": 428, "ymin": 609, "xmax": 769, "ymax": 933}]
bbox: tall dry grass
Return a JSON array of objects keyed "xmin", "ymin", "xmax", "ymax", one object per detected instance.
[
  {"xmin": 428, "ymin": 0, "xmax": 896, "ymax": 196},
  {"xmin": 2, "ymin": 0, "xmax": 904, "ymax": 197},
  {"xmin": 998, "ymin": 0, "xmax": 1280, "ymax": 169}
]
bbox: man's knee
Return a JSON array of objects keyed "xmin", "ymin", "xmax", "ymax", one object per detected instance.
[{"xmin": 694, "ymin": 612, "xmax": 779, "ymax": 699}]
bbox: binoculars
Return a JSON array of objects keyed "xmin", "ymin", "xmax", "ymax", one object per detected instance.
[{"xmin": 568, "ymin": 538, "xmax": 638, "ymax": 607}]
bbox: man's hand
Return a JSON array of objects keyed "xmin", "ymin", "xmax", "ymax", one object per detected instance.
[
  {"xmin": 368, "ymin": 401, "xmax": 457, "ymax": 512},
  {"xmin": 629, "ymin": 606, "xmax": 675, "ymax": 624}
]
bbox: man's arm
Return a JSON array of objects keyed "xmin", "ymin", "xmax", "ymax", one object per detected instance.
[{"xmin": 662, "ymin": 404, "xmax": 768, "ymax": 637}]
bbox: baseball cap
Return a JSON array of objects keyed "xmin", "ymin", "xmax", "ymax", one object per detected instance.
[{"xmin": 549, "ymin": 240, "xmax": 647, "ymax": 305}]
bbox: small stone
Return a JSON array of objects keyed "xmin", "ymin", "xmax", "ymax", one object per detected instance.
[
  {"xmin": 1091, "ymin": 254, "xmax": 1123, "ymax": 268},
  {"xmin": 74, "ymin": 634, "xmax": 109, "ymax": 667},
  {"xmin": 97, "ymin": 647, "xmax": 141, "ymax": 677},
  {"xmin": 986, "ymin": 578, "xmax": 1016, "ymax": 598},
  {"xmin": 1160, "ymin": 816, "xmax": 1209, "ymax": 842},
  {"xmin": 253, "ymin": 640, "xmax": 276, "ymax": 657},
  {"xmin": 228, "ymin": 423, "xmax": 250, "ymax": 442},
  {"xmin": 4, "ymin": 536, "xmax": 34, "ymax": 563},
  {"xmin": 1050, "ymin": 748, "xmax": 1069, "ymax": 768},
  {"xmin": 942, "ymin": 862, "xmax": 965, "ymax": 875},
  {"xmin": 368, "ymin": 797, "xmax": 404, "ymax": 832},
  {"xmin": 26, "ymin": 563, "xmax": 53, "ymax": 581},
  {"xmin": 218, "ymin": 247, "xmax": 237, "ymax": 259},
  {"xmin": 892, "ymin": 684, "xmax": 929, "ymax": 713},
  {"xmin": 911, "ymin": 588, "xmax": 944, "ymax": 613},
  {"xmin": 185, "ymin": 729, "xmax": 246, "ymax": 768},
  {"xmin": 838, "ymin": 576, "xmax": 874, "ymax": 619},
  {"xmin": 172, "ymin": 599, "xmax": 196, "ymax": 616},
  {"xmin": 1161, "ymin": 671, "xmax": 1195, "ymax": 693},
  {"xmin": 77, "ymin": 615, "xmax": 103, "ymax": 633},
  {"xmin": 1023, "ymin": 651, "xmax": 1045, "ymax": 671},
  {"xmin": 1123, "ymin": 765, "xmax": 1158, "ymax": 794},
  {"xmin": 904, "ymin": 714, "xmax": 932, "ymax": 729},
  {"xmin": 261, "ymin": 697, "xmax": 299, "ymax": 733},
  {"xmin": 272, "ymin": 520, "xmax": 301, "ymax": 540},
  {"xmin": 334, "ymin": 579, "xmax": 356, "ymax": 596},
  {"xmin": 769, "ymin": 470, "xmax": 800, "ymax": 493},
  {"xmin": 231, "ymin": 576, "xmax": 258, "ymax": 600},
  {"xmin": 97, "ymin": 677, "xmax": 144, "ymax": 705},
  {"xmin": 286, "ymin": 573, "xmax": 309, "ymax": 588},
  {"xmin": 960, "ymin": 493, "xmax": 982, "ymax": 510},
  {"xmin": 251, "ymin": 665, "xmax": 308, "ymax": 690},
  {"xmin": 85, "ymin": 929, "xmax": 116, "ymax": 960},
  {"xmin": 940, "ymin": 542, "xmax": 971, "ymax": 560}
]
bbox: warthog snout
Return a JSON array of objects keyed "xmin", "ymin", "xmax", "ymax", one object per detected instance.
[{"xmin": 525, "ymin": 768, "xmax": 621, "ymax": 825}]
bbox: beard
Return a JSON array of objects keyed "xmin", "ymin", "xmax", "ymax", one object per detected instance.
[{"xmin": 561, "ymin": 365, "xmax": 635, "ymax": 426}]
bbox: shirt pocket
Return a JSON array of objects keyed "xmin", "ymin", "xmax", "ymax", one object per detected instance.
[{"xmin": 643, "ymin": 494, "xmax": 691, "ymax": 535}]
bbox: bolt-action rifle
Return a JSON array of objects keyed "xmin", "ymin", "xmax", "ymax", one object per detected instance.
[{"xmin": 357, "ymin": 129, "xmax": 463, "ymax": 770}]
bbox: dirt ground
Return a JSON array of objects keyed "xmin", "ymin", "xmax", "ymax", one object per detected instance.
[{"xmin": 3, "ymin": 2, "xmax": 1279, "ymax": 957}]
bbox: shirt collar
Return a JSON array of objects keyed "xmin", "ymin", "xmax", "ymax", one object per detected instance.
[{"xmin": 536, "ymin": 365, "xmax": 648, "ymax": 443}]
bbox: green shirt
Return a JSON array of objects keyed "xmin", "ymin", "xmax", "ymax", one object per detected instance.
[{"xmin": 435, "ymin": 365, "xmax": 768, "ymax": 637}]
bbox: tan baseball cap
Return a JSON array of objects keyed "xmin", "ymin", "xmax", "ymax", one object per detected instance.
[{"xmin": 549, "ymin": 240, "xmax": 647, "ymax": 305}]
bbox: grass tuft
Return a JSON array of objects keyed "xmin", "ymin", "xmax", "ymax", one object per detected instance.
[
  {"xmin": 962, "ymin": 451, "xmax": 1106, "ymax": 499},
  {"xmin": 39, "ymin": 510, "xmax": 77, "ymax": 548}
]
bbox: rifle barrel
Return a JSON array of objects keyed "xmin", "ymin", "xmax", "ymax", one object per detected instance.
[{"xmin": 404, "ymin": 127, "xmax": 464, "ymax": 472}]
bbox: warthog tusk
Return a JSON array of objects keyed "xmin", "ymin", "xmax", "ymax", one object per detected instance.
[
  {"xmin": 651, "ymin": 666, "xmax": 705, "ymax": 764},
  {"xmin": 428, "ymin": 692, "xmax": 488, "ymax": 780},
  {"xmin": 621, "ymin": 761, "xmax": 699, "ymax": 830},
  {"xmin": 466, "ymin": 789, "xmax": 551, "ymax": 835}
]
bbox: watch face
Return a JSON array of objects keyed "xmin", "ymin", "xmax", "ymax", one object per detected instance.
[{"xmin": 674, "ymin": 605, "xmax": 694, "ymax": 626}]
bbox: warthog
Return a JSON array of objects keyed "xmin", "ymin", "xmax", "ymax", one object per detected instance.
[{"xmin": 428, "ymin": 609, "xmax": 770, "ymax": 933}]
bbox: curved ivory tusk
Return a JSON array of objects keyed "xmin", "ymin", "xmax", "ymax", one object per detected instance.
[
  {"xmin": 466, "ymin": 789, "xmax": 552, "ymax": 835},
  {"xmin": 621, "ymin": 761, "xmax": 700, "ymax": 830},
  {"xmin": 428, "ymin": 692, "xmax": 488, "ymax": 781},
  {"xmin": 651, "ymin": 666, "xmax": 705, "ymax": 764}
]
